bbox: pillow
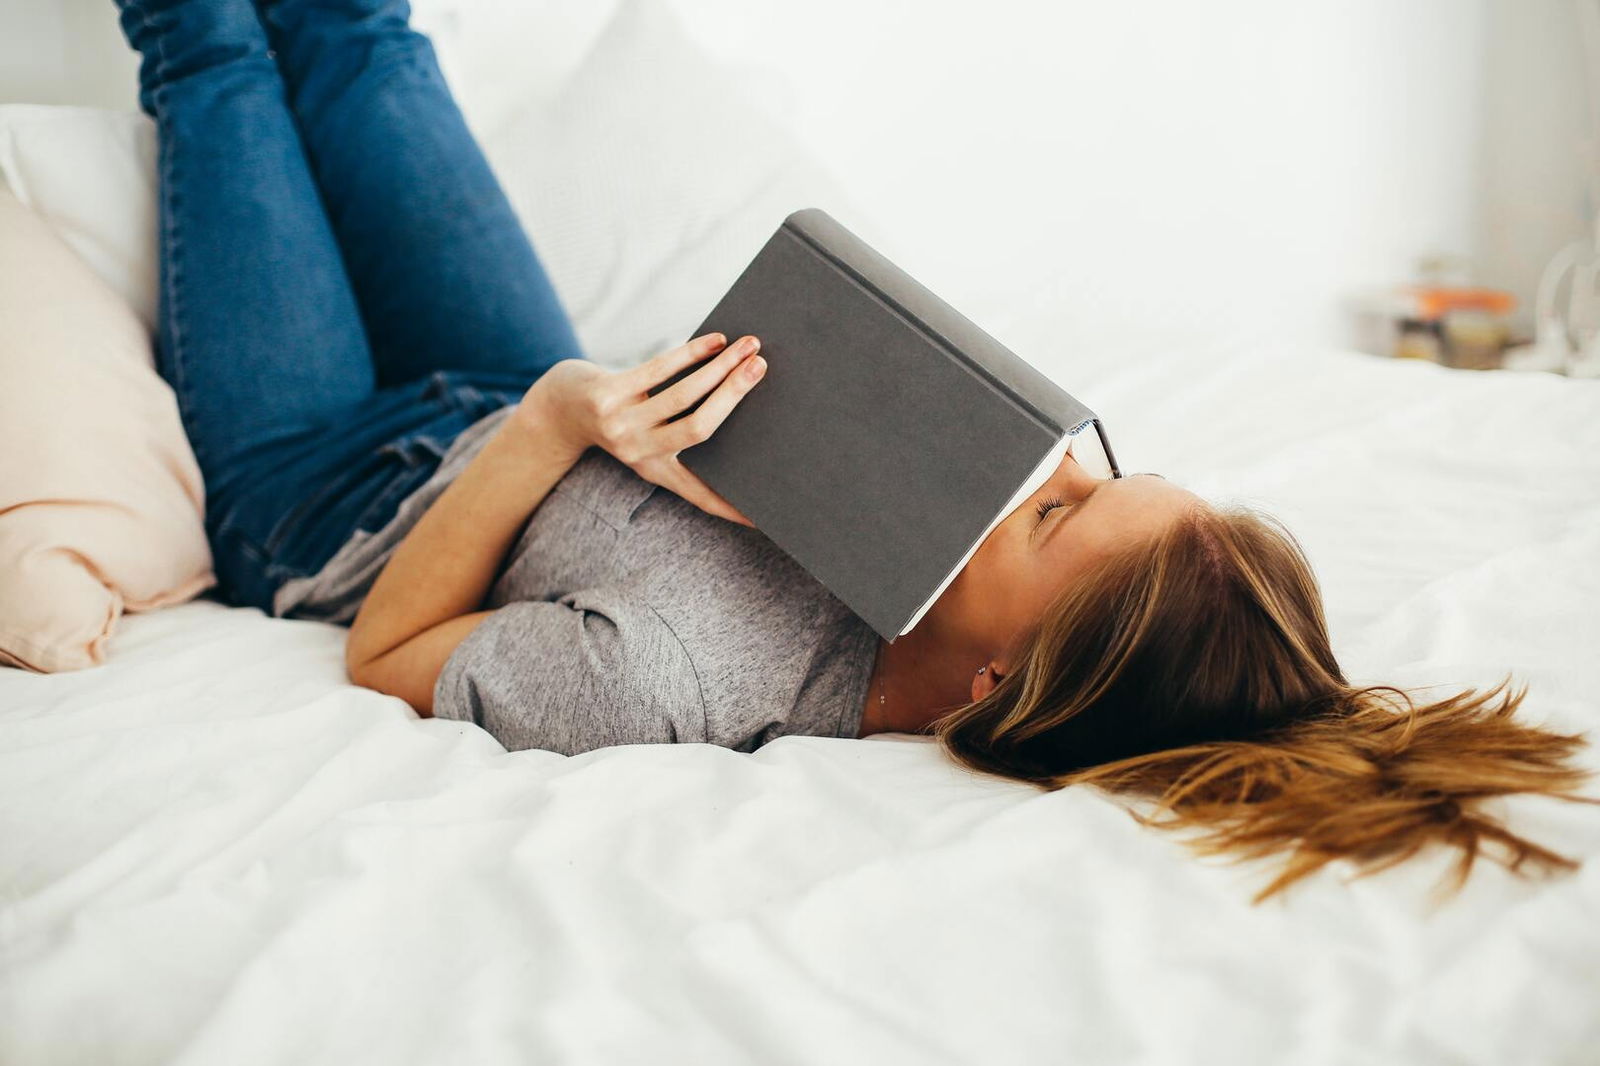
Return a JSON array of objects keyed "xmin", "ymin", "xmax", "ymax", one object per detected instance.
[
  {"xmin": 0, "ymin": 104, "xmax": 159, "ymax": 334},
  {"xmin": 409, "ymin": 0, "xmax": 621, "ymax": 140},
  {"xmin": 0, "ymin": 187, "xmax": 213, "ymax": 673},
  {"xmin": 480, "ymin": 0, "xmax": 880, "ymax": 369}
]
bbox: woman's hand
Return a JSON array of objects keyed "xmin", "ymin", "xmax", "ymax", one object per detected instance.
[{"xmin": 516, "ymin": 332, "xmax": 767, "ymax": 526}]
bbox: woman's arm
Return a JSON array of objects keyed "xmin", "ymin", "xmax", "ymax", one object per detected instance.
[
  {"xmin": 345, "ymin": 331, "xmax": 767, "ymax": 713},
  {"xmin": 343, "ymin": 405, "xmax": 583, "ymax": 711}
]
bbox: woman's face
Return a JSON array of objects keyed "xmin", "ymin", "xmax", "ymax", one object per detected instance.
[{"xmin": 932, "ymin": 449, "xmax": 1203, "ymax": 672}]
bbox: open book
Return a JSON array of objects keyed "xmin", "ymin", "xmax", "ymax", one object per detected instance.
[{"xmin": 657, "ymin": 208, "xmax": 1122, "ymax": 641}]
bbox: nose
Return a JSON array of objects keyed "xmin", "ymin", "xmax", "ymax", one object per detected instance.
[{"xmin": 1059, "ymin": 449, "xmax": 1105, "ymax": 489}]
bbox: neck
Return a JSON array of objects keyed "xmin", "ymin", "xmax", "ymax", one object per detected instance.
[{"xmin": 858, "ymin": 615, "xmax": 982, "ymax": 738}]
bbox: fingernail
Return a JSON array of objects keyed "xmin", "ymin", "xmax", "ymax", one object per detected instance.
[
  {"xmin": 749, "ymin": 356, "xmax": 767, "ymax": 375},
  {"xmin": 743, "ymin": 336, "xmax": 760, "ymax": 354}
]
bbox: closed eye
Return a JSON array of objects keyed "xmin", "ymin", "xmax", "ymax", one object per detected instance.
[{"xmin": 1032, "ymin": 482, "xmax": 1107, "ymax": 546}]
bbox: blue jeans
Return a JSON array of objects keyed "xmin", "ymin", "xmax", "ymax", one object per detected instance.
[{"xmin": 116, "ymin": 0, "xmax": 585, "ymax": 614}]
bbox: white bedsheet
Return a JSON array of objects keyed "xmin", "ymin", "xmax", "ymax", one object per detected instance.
[{"xmin": 3, "ymin": 343, "xmax": 1599, "ymax": 1065}]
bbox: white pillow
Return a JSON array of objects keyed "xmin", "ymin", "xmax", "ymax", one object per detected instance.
[
  {"xmin": 480, "ymin": 0, "xmax": 872, "ymax": 369},
  {"xmin": 0, "ymin": 104, "xmax": 159, "ymax": 335},
  {"xmin": 410, "ymin": 0, "xmax": 621, "ymax": 140}
]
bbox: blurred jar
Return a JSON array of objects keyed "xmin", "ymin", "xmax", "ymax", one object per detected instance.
[{"xmin": 1440, "ymin": 311, "xmax": 1511, "ymax": 370}]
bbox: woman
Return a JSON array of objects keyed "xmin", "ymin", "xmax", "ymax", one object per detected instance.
[{"xmin": 119, "ymin": 0, "xmax": 1591, "ymax": 900}]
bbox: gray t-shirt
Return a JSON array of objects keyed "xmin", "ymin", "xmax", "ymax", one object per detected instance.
[{"xmin": 273, "ymin": 405, "xmax": 880, "ymax": 755}]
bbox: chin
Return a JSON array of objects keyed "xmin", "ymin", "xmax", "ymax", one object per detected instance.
[{"xmin": 923, "ymin": 571, "xmax": 975, "ymax": 636}]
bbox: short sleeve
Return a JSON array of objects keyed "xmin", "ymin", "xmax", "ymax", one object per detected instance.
[{"xmin": 432, "ymin": 590, "xmax": 706, "ymax": 755}]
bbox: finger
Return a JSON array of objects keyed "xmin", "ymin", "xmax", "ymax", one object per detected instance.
[
  {"xmin": 639, "ymin": 335, "xmax": 760, "ymax": 422},
  {"xmin": 624, "ymin": 332, "xmax": 727, "ymax": 393},
  {"xmin": 667, "ymin": 461, "xmax": 756, "ymax": 526},
  {"xmin": 664, "ymin": 350, "xmax": 766, "ymax": 452}
]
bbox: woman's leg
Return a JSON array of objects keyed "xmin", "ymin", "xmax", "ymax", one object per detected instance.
[
  {"xmin": 117, "ymin": 0, "xmax": 374, "ymax": 486},
  {"xmin": 116, "ymin": 0, "xmax": 452, "ymax": 612},
  {"xmin": 255, "ymin": 0, "xmax": 586, "ymax": 388}
]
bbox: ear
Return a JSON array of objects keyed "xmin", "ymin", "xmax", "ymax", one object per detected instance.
[{"xmin": 970, "ymin": 661, "xmax": 1007, "ymax": 703}]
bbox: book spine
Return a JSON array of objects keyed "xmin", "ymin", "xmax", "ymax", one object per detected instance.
[{"xmin": 780, "ymin": 208, "xmax": 1077, "ymax": 437}]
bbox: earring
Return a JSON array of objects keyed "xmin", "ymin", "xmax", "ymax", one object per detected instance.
[{"xmin": 976, "ymin": 666, "xmax": 987, "ymax": 675}]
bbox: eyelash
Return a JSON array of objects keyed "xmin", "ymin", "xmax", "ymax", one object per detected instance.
[{"xmin": 1034, "ymin": 494, "xmax": 1065, "ymax": 524}]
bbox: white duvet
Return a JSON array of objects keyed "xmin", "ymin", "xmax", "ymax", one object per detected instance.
[{"xmin": 3, "ymin": 341, "xmax": 1598, "ymax": 1065}]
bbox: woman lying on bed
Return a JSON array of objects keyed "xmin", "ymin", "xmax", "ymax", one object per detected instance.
[{"xmin": 117, "ymin": 0, "xmax": 1590, "ymax": 900}]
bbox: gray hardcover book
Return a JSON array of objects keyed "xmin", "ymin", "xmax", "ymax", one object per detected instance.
[{"xmin": 658, "ymin": 208, "xmax": 1121, "ymax": 641}]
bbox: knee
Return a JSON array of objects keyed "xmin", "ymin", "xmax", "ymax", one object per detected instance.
[{"xmin": 117, "ymin": 0, "xmax": 270, "ymax": 61}]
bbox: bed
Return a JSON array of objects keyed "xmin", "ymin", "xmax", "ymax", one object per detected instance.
[
  {"xmin": 4, "ymin": 2, "xmax": 1600, "ymax": 1063},
  {"xmin": 4, "ymin": 336, "xmax": 1598, "ymax": 1064}
]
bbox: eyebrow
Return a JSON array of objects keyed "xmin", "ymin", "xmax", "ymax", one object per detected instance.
[{"xmin": 1035, "ymin": 473, "xmax": 1163, "ymax": 551}]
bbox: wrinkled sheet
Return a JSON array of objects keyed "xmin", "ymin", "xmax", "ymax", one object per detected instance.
[{"xmin": 3, "ymin": 345, "xmax": 1599, "ymax": 1065}]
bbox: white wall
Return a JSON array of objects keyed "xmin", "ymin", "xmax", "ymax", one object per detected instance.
[
  {"xmin": 667, "ymin": 0, "xmax": 1493, "ymax": 357},
  {"xmin": 0, "ymin": 0, "xmax": 138, "ymax": 111},
  {"xmin": 4, "ymin": 0, "xmax": 1586, "ymax": 356},
  {"xmin": 1473, "ymin": 0, "xmax": 1593, "ymax": 331}
]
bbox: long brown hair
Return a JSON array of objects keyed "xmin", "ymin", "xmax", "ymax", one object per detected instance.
[{"xmin": 932, "ymin": 506, "xmax": 1594, "ymax": 902}]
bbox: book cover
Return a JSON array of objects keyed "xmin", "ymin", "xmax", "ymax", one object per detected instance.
[{"xmin": 657, "ymin": 208, "xmax": 1120, "ymax": 640}]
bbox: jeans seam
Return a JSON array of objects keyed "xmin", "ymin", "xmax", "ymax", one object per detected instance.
[
  {"xmin": 226, "ymin": 521, "xmax": 269, "ymax": 568},
  {"xmin": 146, "ymin": 7, "xmax": 204, "ymax": 475},
  {"xmin": 143, "ymin": 6, "xmax": 281, "ymax": 570}
]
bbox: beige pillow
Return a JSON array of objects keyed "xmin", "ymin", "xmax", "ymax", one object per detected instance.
[{"xmin": 0, "ymin": 187, "xmax": 213, "ymax": 672}]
